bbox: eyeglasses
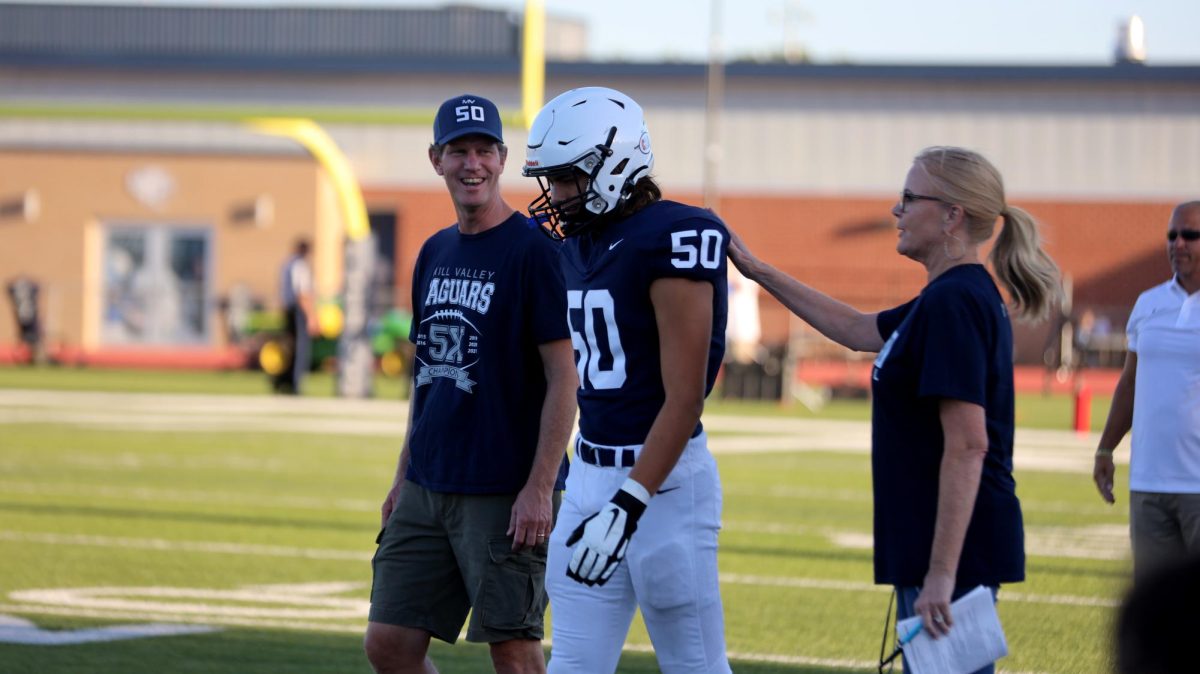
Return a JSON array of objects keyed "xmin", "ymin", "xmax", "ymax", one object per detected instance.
[
  {"xmin": 899, "ymin": 189, "xmax": 953, "ymax": 214},
  {"xmin": 1167, "ymin": 230, "xmax": 1200, "ymax": 243}
]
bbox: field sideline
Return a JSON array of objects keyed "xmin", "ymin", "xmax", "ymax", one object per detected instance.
[{"xmin": 0, "ymin": 370, "xmax": 1127, "ymax": 673}]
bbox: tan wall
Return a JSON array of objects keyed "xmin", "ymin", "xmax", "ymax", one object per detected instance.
[{"xmin": 0, "ymin": 150, "xmax": 324, "ymax": 351}]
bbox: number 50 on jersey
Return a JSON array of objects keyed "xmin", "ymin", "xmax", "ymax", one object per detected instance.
[{"xmin": 568, "ymin": 228, "xmax": 723, "ymax": 391}]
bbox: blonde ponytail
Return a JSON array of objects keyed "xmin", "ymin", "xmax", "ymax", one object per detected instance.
[{"xmin": 991, "ymin": 206, "xmax": 1061, "ymax": 320}]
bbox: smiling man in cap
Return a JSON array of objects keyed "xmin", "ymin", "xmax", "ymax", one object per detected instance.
[{"xmin": 364, "ymin": 94, "xmax": 577, "ymax": 674}]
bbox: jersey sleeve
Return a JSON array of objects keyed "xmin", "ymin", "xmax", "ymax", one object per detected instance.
[
  {"xmin": 646, "ymin": 214, "xmax": 729, "ymax": 283},
  {"xmin": 524, "ymin": 235, "xmax": 570, "ymax": 345},
  {"xmin": 914, "ymin": 284, "xmax": 992, "ymax": 406}
]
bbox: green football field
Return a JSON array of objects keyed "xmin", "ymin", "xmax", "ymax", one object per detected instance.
[{"xmin": 0, "ymin": 368, "xmax": 1127, "ymax": 673}]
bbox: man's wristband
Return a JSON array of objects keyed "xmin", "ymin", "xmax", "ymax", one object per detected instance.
[{"xmin": 1095, "ymin": 447, "xmax": 1115, "ymax": 458}]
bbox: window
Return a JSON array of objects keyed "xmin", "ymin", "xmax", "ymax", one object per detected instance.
[{"xmin": 102, "ymin": 225, "xmax": 211, "ymax": 345}]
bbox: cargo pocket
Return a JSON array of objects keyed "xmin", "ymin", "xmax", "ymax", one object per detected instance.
[
  {"xmin": 368, "ymin": 527, "xmax": 386, "ymax": 603},
  {"xmin": 477, "ymin": 536, "xmax": 547, "ymax": 632}
]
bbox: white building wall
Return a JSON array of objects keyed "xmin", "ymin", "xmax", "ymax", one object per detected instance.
[{"xmin": 2, "ymin": 68, "xmax": 1197, "ymax": 201}]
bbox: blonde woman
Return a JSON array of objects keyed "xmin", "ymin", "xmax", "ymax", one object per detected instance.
[{"xmin": 729, "ymin": 146, "xmax": 1059, "ymax": 674}]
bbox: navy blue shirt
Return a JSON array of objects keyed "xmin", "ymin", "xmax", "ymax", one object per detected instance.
[
  {"xmin": 560, "ymin": 200, "xmax": 728, "ymax": 446},
  {"xmin": 406, "ymin": 213, "xmax": 569, "ymax": 493},
  {"xmin": 870, "ymin": 264, "xmax": 1024, "ymax": 587}
]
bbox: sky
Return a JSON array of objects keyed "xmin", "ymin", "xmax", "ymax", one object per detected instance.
[{"xmin": 24, "ymin": 0, "xmax": 1200, "ymax": 65}]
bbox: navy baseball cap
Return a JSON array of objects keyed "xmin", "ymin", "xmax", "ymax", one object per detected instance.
[{"xmin": 433, "ymin": 94, "xmax": 504, "ymax": 145}]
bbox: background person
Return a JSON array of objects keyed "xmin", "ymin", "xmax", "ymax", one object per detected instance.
[
  {"xmin": 729, "ymin": 146, "xmax": 1059, "ymax": 674},
  {"xmin": 363, "ymin": 94, "xmax": 576, "ymax": 674},
  {"xmin": 275, "ymin": 238, "xmax": 317, "ymax": 394},
  {"xmin": 523, "ymin": 86, "xmax": 732, "ymax": 674},
  {"xmin": 1093, "ymin": 201, "xmax": 1200, "ymax": 581}
]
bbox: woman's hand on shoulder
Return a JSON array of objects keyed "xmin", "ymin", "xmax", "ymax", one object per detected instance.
[{"xmin": 726, "ymin": 227, "xmax": 760, "ymax": 279}]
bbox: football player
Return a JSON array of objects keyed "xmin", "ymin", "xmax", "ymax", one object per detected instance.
[{"xmin": 523, "ymin": 87, "xmax": 732, "ymax": 674}]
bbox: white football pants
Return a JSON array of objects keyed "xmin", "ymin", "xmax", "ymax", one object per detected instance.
[{"xmin": 546, "ymin": 432, "xmax": 731, "ymax": 674}]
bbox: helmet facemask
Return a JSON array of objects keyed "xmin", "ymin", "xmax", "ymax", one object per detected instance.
[{"xmin": 526, "ymin": 130, "xmax": 622, "ymax": 240}]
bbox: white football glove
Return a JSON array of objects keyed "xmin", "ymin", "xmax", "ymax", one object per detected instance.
[{"xmin": 565, "ymin": 478, "xmax": 650, "ymax": 586}]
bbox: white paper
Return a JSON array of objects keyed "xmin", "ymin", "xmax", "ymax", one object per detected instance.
[{"xmin": 896, "ymin": 585, "xmax": 1008, "ymax": 674}]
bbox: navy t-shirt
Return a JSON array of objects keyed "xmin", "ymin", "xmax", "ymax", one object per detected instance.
[
  {"xmin": 560, "ymin": 200, "xmax": 728, "ymax": 446},
  {"xmin": 406, "ymin": 213, "xmax": 569, "ymax": 493},
  {"xmin": 870, "ymin": 264, "xmax": 1024, "ymax": 587}
]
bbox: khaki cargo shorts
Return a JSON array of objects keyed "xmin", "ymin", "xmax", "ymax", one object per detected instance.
[{"xmin": 369, "ymin": 480, "xmax": 559, "ymax": 643}]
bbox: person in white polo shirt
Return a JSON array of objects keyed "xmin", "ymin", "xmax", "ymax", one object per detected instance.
[{"xmin": 1094, "ymin": 200, "xmax": 1200, "ymax": 580}]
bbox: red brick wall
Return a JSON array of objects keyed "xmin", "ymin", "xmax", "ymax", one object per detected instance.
[{"xmin": 723, "ymin": 195, "xmax": 1173, "ymax": 359}]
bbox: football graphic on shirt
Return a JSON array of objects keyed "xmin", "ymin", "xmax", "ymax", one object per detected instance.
[{"xmin": 414, "ymin": 309, "xmax": 481, "ymax": 392}]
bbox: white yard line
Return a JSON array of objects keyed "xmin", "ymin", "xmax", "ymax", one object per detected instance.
[
  {"xmin": 0, "ymin": 407, "xmax": 407, "ymax": 437},
  {"xmin": 0, "ymin": 388, "xmax": 407, "ymax": 437},
  {"xmin": 0, "ymin": 603, "xmax": 366, "ymax": 634},
  {"xmin": 0, "ymin": 481, "xmax": 379, "ymax": 512},
  {"xmin": 0, "ymin": 530, "xmax": 1120, "ymax": 609},
  {"xmin": 0, "ymin": 388, "xmax": 1125, "ymax": 474},
  {"xmin": 757, "ymin": 520, "xmax": 1131, "ymax": 562},
  {"xmin": 0, "ymin": 613, "xmax": 221, "ymax": 645},
  {"xmin": 0, "ymin": 531, "xmax": 372, "ymax": 561},
  {"xmin": 9, "ymin": 587, "xmax": 367, "ymax": 619},
  {"xmin": 718, "ymin": 574, "xmax": 1120, "ymax": 608}
]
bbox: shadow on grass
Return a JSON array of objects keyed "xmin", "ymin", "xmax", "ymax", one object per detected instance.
[
  {"xmin": 0, "ymin": 622, "xmax": 875, "ymax": 674},
  {"xmin": 1026, "ymin": 559, "xmax": 1131, "ymax": 581},
  {"xmin": 0, "ymin": 626, "xmax": 373, "ymax": 674}
]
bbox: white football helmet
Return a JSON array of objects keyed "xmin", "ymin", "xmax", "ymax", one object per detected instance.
[{"xmin": 523, "ymin": 87, "xmax": 655, "ymax": 239}]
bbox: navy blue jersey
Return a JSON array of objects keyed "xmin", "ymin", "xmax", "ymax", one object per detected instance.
[
  {"xmin": 560, "ymin": 200, "xmax": 728, "ymax": 446},
  {"xmin": 406, "ymin": 213, "xmax": 569, "ymax": 493},
  {"xmin": 870, "ymin": 264, "xmax": 1024, "ymax": 587}
]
